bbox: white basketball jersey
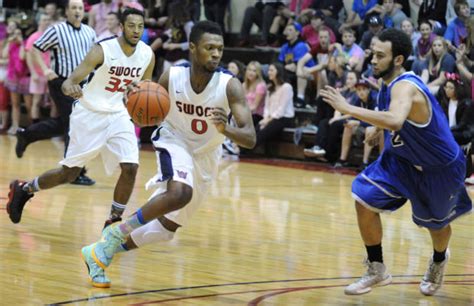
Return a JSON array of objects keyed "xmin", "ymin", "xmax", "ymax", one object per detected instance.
[
  {"xmin": 80, "ymin": 38, "xmax": 153, "ymax": 112},
  {"xmin": 163, "ymin": 65, "xmax": 233, "ymax": 154}
]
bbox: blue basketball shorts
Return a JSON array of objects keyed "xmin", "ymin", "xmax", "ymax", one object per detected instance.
[{"xmin": 352, "ymin": 151, "xmax": 472, "ymax": 229}]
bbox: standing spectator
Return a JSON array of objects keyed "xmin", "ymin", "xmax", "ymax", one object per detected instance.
[
  {"xmin": 444, "ymin": 0, "xmax": 470, "ymax": 48},
  {"xmin": 421, "ymin": 36, "xmax": 456, "ymax": 94},
  {"xmin": 0, "ymin": 18, "xmax": 12, "ymax": 131},
  {"xmin": 25, "ymin": 13, "xmax": 52, "ymax": 124},
  {"xmin": 418, "ymin": 0, "xmax": 448, "ymax": 35},
  {"xmin": 238, "ymin": 0, "xmax": 287, "ymax": 47},
  {"xmin": 243, "ymin": 61, "xmax": 267, "ymax": 127},
  {"xmin": 97, "ymin": 12, "xmax": 121, "ymax": 41},
  {"xmin": 278, "ymin": 22, "xmax": 315, "ymax": 107},
  {"xmin": 15, "ymin": 0, "xmax": 96, "ymax": 185},
  {"xmin": 3, "ymin": 25, "xmax": 32, "ymax": 135},
  {"xmin": 88, "ymin": 0, "xmax": 119, "ymax": 36},
  {"xmin": 203, "ymin": 0, "xmax": 229, "ymax": 34},
  {"xmin": 256, "ymin": 62, "xmax": 294, "ymax": 148}
]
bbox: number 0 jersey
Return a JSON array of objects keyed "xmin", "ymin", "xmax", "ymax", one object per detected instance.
[
  {"xmin": 161, "ymin": 64, "xmax": 233, "ymax": 154},
  {"xmin": 80, "ymin": 37, "xmax": 153, "ymax": 113},
  {"xmin": 378, "ymin": 72, "xmax": 460, "ymax": 168}
]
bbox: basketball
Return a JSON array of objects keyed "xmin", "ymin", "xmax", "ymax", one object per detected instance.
[{"xmin": 126, "ymin": 81, "xmax": 170, "ymax": 127}]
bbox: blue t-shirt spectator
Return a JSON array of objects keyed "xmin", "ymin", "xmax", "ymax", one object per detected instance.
[{"xmin": 278, "ymin": 40, "xmax": 316, "ymax": 67}]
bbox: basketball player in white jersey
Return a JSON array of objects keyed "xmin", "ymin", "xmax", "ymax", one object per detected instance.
[
  {"xmin": 6, "ymin": 8, "xmax": 155, "ymax": 229},
  {"xmin": 81, "ymin": 20, "xmax": 256, "ymax": 288}
]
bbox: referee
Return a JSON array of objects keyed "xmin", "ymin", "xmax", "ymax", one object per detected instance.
[{"xmin": 16, "ymin": 0, "xmax": 97, "ymax": 185}]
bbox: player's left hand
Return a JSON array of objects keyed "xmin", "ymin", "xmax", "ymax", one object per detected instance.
[
  {"xmin": 209, "ymin": 107, "xmax": 228, "ymax": 133},
  {"xmin": 320, "ymin": 85, "xmax": 349, "ymax": 114}
]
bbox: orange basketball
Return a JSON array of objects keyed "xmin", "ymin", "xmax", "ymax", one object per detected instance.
[{"xmin": 126, "ymin": 81, "xmax": 170, "ymax": 127}]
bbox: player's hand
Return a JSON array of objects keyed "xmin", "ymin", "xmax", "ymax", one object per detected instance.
[
  {"xmin": 62, "ymin": 82, "xmax": 83, "ymax": 99},
  {"xmin": 209, "ymin": 107, "xmax": 228, "ymax": 133},
  {"xmin": 344, "ymin": 119, "xmax": 360, "ymax": 128},
  {"xmin": 364, "ymin": 127, "xmax": 383, "ymax": 146},
  {"xmin": 123, "ymin": 81, "xmax": 140, "ymax": 106},
  {"xmin": 320, "ymin": 85, "xmax": 349, "ymax": 113},
  {"xmin": 103, "ymin": 216, "xmax": 122, "ymax": 230}
]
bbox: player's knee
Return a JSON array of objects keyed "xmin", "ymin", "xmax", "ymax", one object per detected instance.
[
  {"xmin": 167, "ymin": 183, "xmax": 193, "ymax": 210},
  {"xmin": 120, "ymin": 163, "xmax": 139, "ymax": 178}
]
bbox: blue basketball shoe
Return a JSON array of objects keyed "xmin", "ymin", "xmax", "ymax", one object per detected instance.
[
  {"xmin": 91, "ymin": 223, "xmax": 126, "ymax": 269},
  {"xmin": 81, "ymin": 243, "xmax": 111, "ymax": 288}
]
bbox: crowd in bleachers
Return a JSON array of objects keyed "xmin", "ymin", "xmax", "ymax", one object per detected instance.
[{"xmin": 0, "ymin": 0, "xmax": 472, "ymax": 183}]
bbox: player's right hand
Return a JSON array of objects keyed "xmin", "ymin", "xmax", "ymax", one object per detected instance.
[{"xmin": 62, "ymin": 82, "xmax": 83, "ymax": 99}]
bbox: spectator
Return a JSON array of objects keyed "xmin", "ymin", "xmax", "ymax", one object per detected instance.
[
  {"xmin": 401, "ymin": 18, "xmax": 421, "ymax": 69},
  {"xmin": 227, "ymin": 60, "xmax": 246, "ymax": 82},
  {"xmin": 421, "ymin": 36, "xmax": 456, "ymax": 94},
  {"xmin": 44, "ymin": 2, "xmax": 60, "ymax": 23},
  {"xmin": 308, "ymin": 0, "xmax": 343, "ymax": 35},
  {"xmin": 3, "ymin": 24, "xmax": 32, "ymax": 135},
  {"xmin": 412, "ymin": 20, "xmax": 436, "ymax": 74},
  {"xmin": 278, "ymin": 22, "xmax": 315, "ymax": 107},
  {"xmin": 334, "ymin": 79, "xmax": 380, "ymax": 169},
  {"xmin": 97, "ymin": 12, "xmax": 121, "ymax": 41},
  {"xmin": 301, "ymin": 10, "xmax": 336, "ymax": 58},
  {"xmin": 243, "ymin": 61, "xmax": 267, "ymax": 127},
  {"xmin": 0, "ymin": 18, "xmax": 10, "ymax": 131},
  {"xmin": 444, "ymin": 0, "xmax": 470, "ymax": 48},
  {"xmin": 238, "ymin": 0, "xmax": 287, "ymax": 47},
  {"xmin": 339, "ymin": 0, "xmax": 378, "ymax": 34},
  {"xmin": 203, "ymin": 0, "xmax": 230, "ymax": 34},
  {"xmin": 304, "ymin": 70, "xmax": 359, "ymax": 162},
  {"xmin": 418, "ymin": 0, "xmax": 448, "ymax": 35},
  {"xmin": 454, "ymin": 16, "xmax": 473, "ymax": 98},
  {"xmin": 88, "ymin": 0, "xmax": 119, "ymax": 36},
  {"xmin": 333, "ymin": 28, "xmax": 365, "ymax": 73},
  {"xmin": 380, "ymin": 0, "xmax": 408, "ymax": 29},
  {"xmin": 256, "ymin": 62, "xmax": 294, "ymax": 148},
  {"xmin": 25, "ymin": 13, "xmax": 52, "ymax": 124},
  {"xmin": 359, "ymin": 15, "xmax": 384, "ymax": 51}
]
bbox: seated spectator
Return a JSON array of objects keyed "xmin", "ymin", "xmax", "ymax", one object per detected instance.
[
  {"xmin": 88, "ymin": 0, "xmax": 119, "ymax": 36},
  {"xmin": 412, "ymin": 20, "xmax": 436, "ymax": 74},
  {"xmin": 454, "ymin": 44, "xmax": 473, "ymax": 98},
  {"xmin": 304, "ymin": 70, "xmax": 359, "ymax": 162},
  {"xmin": 256, "ymin": 62, "xmax": 295, "ymax": 148},
  {"xmin": 401, "ymin": 18, "xmax": 421, "ymax": 69},
  {"xmin": 333, "ymin": 28, "xmax": 365, "ymax": 73},
  {"xmin": 239, "ymin": 0, "xmax": 287, "ymax": 47},
  {"xmin": 339, "ymin": 0, "xmax": 378, "ymax": 34},
  {"xmin": 418, "ymin": 0, "xmax": 448, "ymax": 35},
  {"xmin": 421, "ymin": 36, "xmax": 456, "ymax": 94},
  {"xmin": 278, "ymin": 22, "xmax": 315, "ymax": 107},
  {"xmin": 308, "ymin": 0, "xmax": 343, "ymax": 36},
  {"xmin": 227, "ymin": 60, "xmax": 246, "ymax": 82},
  {"xmin": 3, "ymin": 24, "xmax": 32, "ymax": 135},
  {"xmin": 97, "ymin": 12, "xmax": 121, "ymax": 41},
  {"xmin": 301, "ymin": 11, "xmax": 336, "ymax": 58},
  {"xmin": 359, "ymin": 15, "xmax": 384, "ymax": 50},
  {"xmin": 25, "ymin": 13, "xmax": 52, "ymax": 124},
  {"xmin": 379, "ymin": 0, "xmax": 408, "ymax": 29},
  {"xmin": 334, "ymin": 79, "xmax": 380, "ymax": 169},
  {"xmin": 243, "ymin": 61, "xmax": 267, "ymax": 127},
  {"xmin": 444, "ymin": 0, "xmax": 470, "ymax": 49}
]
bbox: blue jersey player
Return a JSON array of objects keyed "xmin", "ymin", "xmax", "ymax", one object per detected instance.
[{"xmin": 320, "ymin": 28, "xmax": 472, "ymax": 296}]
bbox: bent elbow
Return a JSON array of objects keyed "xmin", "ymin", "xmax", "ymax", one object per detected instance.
[{"xmin": 388, "ymin": 121, "xmax": 404, "ymax": 132}]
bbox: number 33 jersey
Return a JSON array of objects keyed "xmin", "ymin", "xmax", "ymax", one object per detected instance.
[
  {"xmin": 161, "ymin": 64, "xmax": 232, "ymax": 155},
  {"xmin": 80, "ymin": 37, "xmax": 153, "ymax": 113}
]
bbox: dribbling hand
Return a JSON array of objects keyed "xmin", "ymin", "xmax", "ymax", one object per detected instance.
[
  {"xmin": 209, "ymin": 107, "xmax": 228, "ymax": 133},
  {"xmin": 122, "ymin": 81, "xmax": 140, "ymax": 106}
]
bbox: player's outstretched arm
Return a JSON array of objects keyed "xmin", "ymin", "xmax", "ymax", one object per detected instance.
[
  {"xmin": 321, "ymin": 82, "xmax": 414, "ymax": 131},
  {"xmin": 62, "ymin": 44, "xmax": 105, "ymax": 99},
  {"xmin": 210, "ymin": 78, "xmax": 256, "ymax": 149}
]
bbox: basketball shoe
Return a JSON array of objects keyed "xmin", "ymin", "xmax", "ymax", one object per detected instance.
[
  {"xmin": 6, "ymin": 180, "xmax": 34, "ymax": 223},
  {"xmin": 81, "ymin": 243, "xmax": 111, "ymax": 288},
  {"xmin": 344, "ymin": 260, "xmax": 392, "ymax": 295},
  {"xmin": 89, "ymin": 223, "xmax": 125, "ymax": 269},
  {"xmin": 419, "ymin": 249, "xmax": 450, "ymax": 296}
]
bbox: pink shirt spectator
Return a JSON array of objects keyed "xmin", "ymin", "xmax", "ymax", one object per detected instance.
[
  {"xmin": 264, "ymin": 83, "xmax": 295, "ymax": 119},
  {"xmin": 7, "ymin": 42, "xmax": 28, "ymax": 80},
  {"xmin": 246, "ymin": 82, "xmax": 266, "ymax": 117},
  {"xmin": 25, "ymin": 31, "xmax": 50, "ymax": 77},
  {"xmin": 89, "ymin": 1, "xmax": 119, "ymax": 36},
  {"xmin": 301, "ymin": 25, "xmax": 336, "ymax": 56}
]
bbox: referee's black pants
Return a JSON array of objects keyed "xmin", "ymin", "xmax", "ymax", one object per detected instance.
[{"xmin": 23, "ymin": 77, "xmax": 73, "ymax": 151}]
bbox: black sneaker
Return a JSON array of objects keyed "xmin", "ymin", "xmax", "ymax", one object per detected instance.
[
  {"xmin": 15, "ymin": 128, "xmax": 29, "ymax": 158},
  {"xmin": 6, "ymin": 180, "xmax": 34, "ymax": 224},
  {"xmin": 70, "ymin": 174, "xmax": 96, "ymax": 186}
]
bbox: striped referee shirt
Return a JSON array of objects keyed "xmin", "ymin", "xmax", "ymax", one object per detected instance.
[{"xmin": 34, "ymin": 21, "xmax": 96, "ymax": 79}]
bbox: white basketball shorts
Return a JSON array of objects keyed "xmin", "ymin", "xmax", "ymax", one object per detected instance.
[{"xmin": 60, "ymin": 102, "xmax": 139, "ymax": 175}]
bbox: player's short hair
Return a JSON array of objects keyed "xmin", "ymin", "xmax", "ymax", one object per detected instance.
[
  {"xmin": 190, "ymin": 20, "xmax": 223, "ymax": 45},
  {"xmin": 377, "ymin": 28, "xmax": 412, "ymax": 64},
  {"xmin": 120, "ymin": 8, "xmax": 145, "ymax": 25}
]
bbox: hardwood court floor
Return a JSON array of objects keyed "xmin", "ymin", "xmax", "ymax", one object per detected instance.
[{"xmin": 0, "ymin": 135, "xmax": 473, "ymax": 305}]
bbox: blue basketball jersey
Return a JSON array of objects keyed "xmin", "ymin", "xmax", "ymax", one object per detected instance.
[{"xmin": 377, "ymin": 72, "xmax": 460, "ymax": 168}]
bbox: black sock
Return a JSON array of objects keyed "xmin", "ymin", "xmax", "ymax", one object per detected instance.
[
  {"xmin": 433, "ymin": 249, "xmax": 447, "ymax": 263},
  {"xmin": 366, "ymin": 244, "xmax": 383, "ymax": 263}
]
